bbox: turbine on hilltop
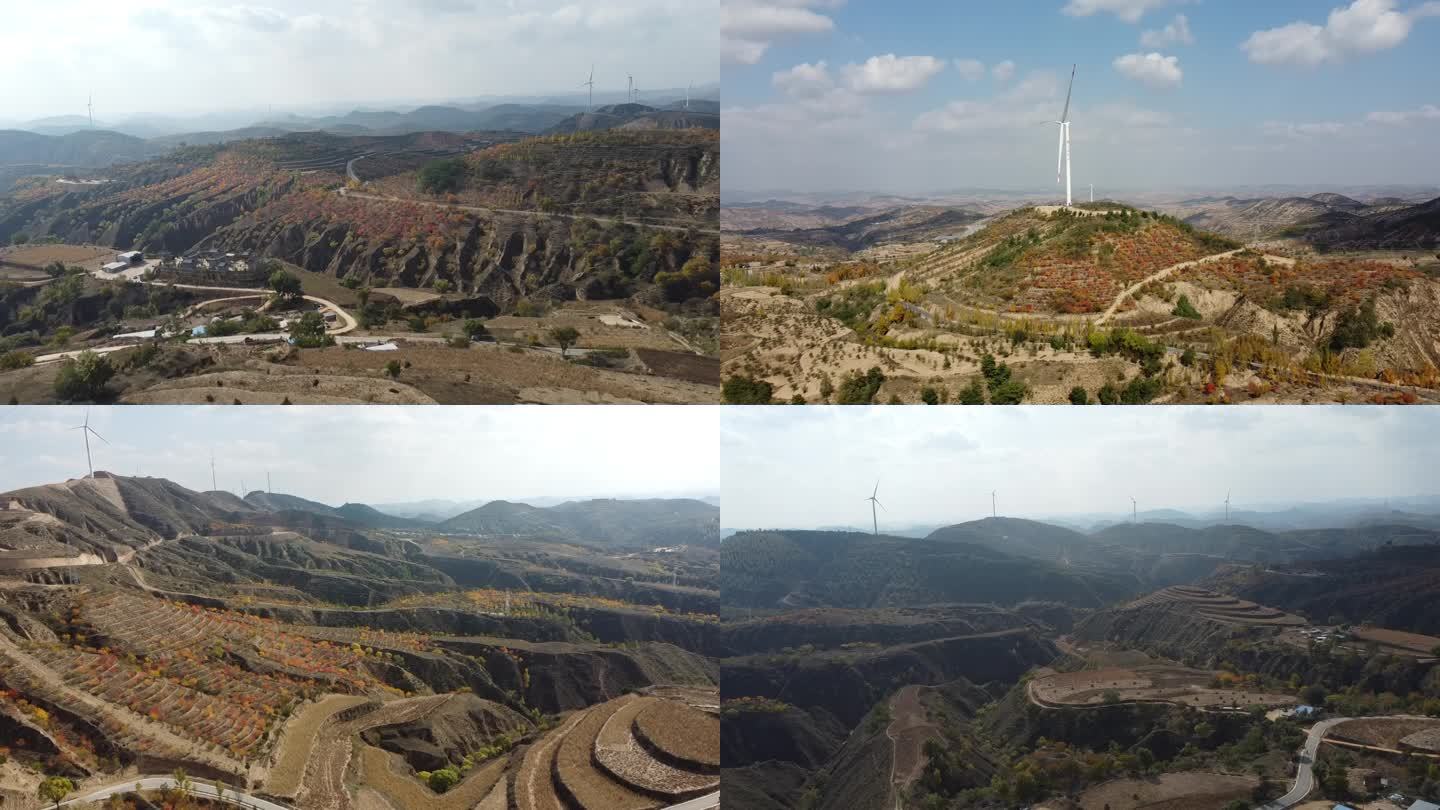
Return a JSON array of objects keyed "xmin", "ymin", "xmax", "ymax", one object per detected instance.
[
  {"xmin": 71, "ymin": 410, "xmax": 107, "ymax": 479},
  {"xmin": 1052, "ymin": 64, "xmax": 1076, "ymax": 208},
  {"xmin": 583, "ymin": 66, "xmax": 595, "ymax": 113},
  {"xmin": 864, "ymin": 481, "xmax": 885, "ymax": 535}
]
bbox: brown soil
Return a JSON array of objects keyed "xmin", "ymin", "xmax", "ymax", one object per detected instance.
[
  {"xmin": 888, "ymin": 685, "xmax": 939, "ymax": 790},
  {"xmin": 635, "ymin": 349, "xmax": 719, "ymax": 385},
  {"xmin": 1078, "ymin": 772, "xmax": 1258, "ymax": 809},
  {"xmin": 1353, "ymin": 626, "xmax": 1440, "ymax": 655},
  {"xmin": 1032, "ymin": 666, "xmax": 1295, "ymax": 709},
  {"xmin": 633, "ymin": 699, "xmax": 720, "ymax": 769},
  {"xmin": 1332, "ymin": 717, "xmax": 1440, "ymax": 749}
]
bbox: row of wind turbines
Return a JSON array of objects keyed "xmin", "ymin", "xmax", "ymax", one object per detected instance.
[
  {"xmin": 70, "ymin": 411, "xmax": 275, "ymax": 495},
  {"xmin": 581, "ymin": 66, "xmax": 695, "ymax": 113},
  {"xmin": 862, "ymin": 481, "xmax": 1237, "ymax": 535}
]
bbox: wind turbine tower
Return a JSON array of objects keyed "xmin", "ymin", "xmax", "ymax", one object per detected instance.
[
  {"xmin": 1089, "ymin": 183, "xmax": 1094, "ymax": 203},
  {"xmin": 685, "ymin": 83, "xmax": 692, "ymax": 110},
  {"xmin": 1225, "ymin": 491, "xmax": 1231, "ymax": 523},
  {"xmin": 992, "ymin": 490, "xmax": 997, "ymax": 518},
  {"xmin": 70, "ymin": 411, "xmax": 108, "ymax": 479},
  {"xmin": 627, "ymin": 73, "xmax": 633, "ymax": 104},
  {"xmin": 1131, "ymin": 496, "xmax": 1137, "ymax": 524},
  {"xmin": 583, "ymin": 66, "xmax": 595, "ymax": 112},
  {"xmin": 88, "ymin": 94, "xmax": 94, "ymax": 128},
  {"xmin": 1052, "ymin": 64, "xmax": 1075, "ymax": 207},
  {"xmin": 210, "ymin": 452, "xmax": 217, "ymax": 492},
  {"xmin": 267, "ymin": 471, "xmax": 272, "ymax": 494},
  {"xmin": 865, "ymin": 481, "xmax": 885, "ymax": 536}
]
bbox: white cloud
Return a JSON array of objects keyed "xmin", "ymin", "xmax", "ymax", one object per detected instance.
[
  {"xmin": 1366, "ymin": 103, "xmax": 1440, "ymax": 124},
  {"xmin": 991, "ymin": 60, "xmax": 1016, "ymax": 82},
  {"xmin": 1242, "ymin": 0, "xmax": 1440, "ymax": 66},
  {"xmin": 1261, "ymin": 120, "xmax": 1352, "ymax": 138},
  {"xmin": 954, "ymin": 58, "xmax": 986, "ymax": 81},
  {"xmin": 1140, "ymin": 13, "xmax": 1194, "ymax": 46},
  {"xmin": 1062, "ymin": 0, "xmax": 1177, "ymax": 23},
  {"xmin": 721, "ymin": 0, "xmax": 840, "ymax": 65},
  {"xmin": 841, "ymin": 54, "xmax": 946, "ymax": 94},
  {"xmin": 772, "ymin": 60, "xmax": 834, "ymax": 97},
  {"xmin": 1113, "ymin": 52, "xmax": 1183, "ymax": 88}
]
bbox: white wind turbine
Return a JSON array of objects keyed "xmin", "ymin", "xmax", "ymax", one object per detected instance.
[
  {"xmin": 71, "ymin": 411, "xmax": 108, "ymax": 479},
  {"xmin": 583, "ymin": 66, "xmax": 595, "ymax": 112},
  {"xmin": 991, "ymin": 489, "xmax": 997, "ymax": 518},
  {"xmin": 864, "ymin": 481, "xmax": 885, "ymax": 535},
  {"xmin": 1052, "ymin": 64, "xmax": 1076, "ymax": 208},
  {"xmin": 1225, "ymin": 490, "xmax": 1231, "ymax": 523},
  {"xmin": 1130, "ymin": 496, "xmax": 1137, "ymax": 524}
]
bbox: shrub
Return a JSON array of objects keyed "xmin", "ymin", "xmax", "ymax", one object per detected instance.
[
  {"xmin": 54, "ymin": 351, "xmax": 115, "ymax": 402},
  {"xmin": 417, "ymin": 158, "xmax": 467, "ymax": 194},
  {"xmin": 836, "ymin": 366, "xmax": 885, "ymax": 405},
  {"xmin": 290, "ymin": 312, "xmax": 334, "ymax": 348},
  {"xmin": 268, "ymin": 269, "xmax": 302, "ymax": 302},
  {"xmin": 1068, "ymin": 386, "xmax": 1089, "ymax": 405},
  {"xmin": 1097, "ymin": 382, "xmax": 1120, "ymax": 405},
  {"xmin": 1180, "ymin": 347, "xmax": 1196, "ymax": 367},
  {"xmin": 921, "ymin": 386, "xmax": 940, "ymax": 404},
  {"xmin": 549, "ymin": 326, "xmax": 581, "ymax": 357},
  {"xmin": 426, "ymin": 766, "xmax": 461, "ymax": 793},
  {"xmin": 957, "ymin": 380, "xmax": 986, "ymax": 405},
  {"xmin": 990, "ymin": 378, "xmax": 1028, "ymax": 404},
  {"xmin": 0, "ymin": 350, "xmax": 35, "ymax": 370},
  {"xmin": 1172, "ymin": 294, "xmax": 1201, "ymax": 319},
  {"xmin": 722, "ymin": 376, "xmax": 773, "ymax": 404},
  {"xmin": 1120, "ymin": 375, "xmax": 1164, "ymax": 404},
  {"xmin": 384, "ymin": 360, "xmax": 402, "ymax": 379},
  {"xmin": 462, "ymin": 319, "xmax": 489, "ymax": 340}
]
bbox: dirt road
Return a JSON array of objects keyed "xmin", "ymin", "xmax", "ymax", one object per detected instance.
[{"xmin": 339, "ymin": 188, "xmax": 718, "ymax": 235}]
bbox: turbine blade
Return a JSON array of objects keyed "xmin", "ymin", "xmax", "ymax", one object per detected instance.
[
  {"xmin": 88, "ymin": 428, "xmax": 109, "ymax": 444},
  {"xmin": 874, "ymin": 500, "xmax": 886, "ymax": 511},
  {"xmin": 1061, "ymin": 63, "xmax": 1075, "ymax": 123},
  {"xmin": 872, "ymin": 481, "xmax": 879, "ymax": 498}
]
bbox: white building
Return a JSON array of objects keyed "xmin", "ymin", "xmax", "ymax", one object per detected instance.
[
  {"xmin": 116, "ymin": 250, "xmax": 143, "ymax": 264},
  {"xmin": 101, "ymin": 261, "xmax": 129, "ymax": 274}
]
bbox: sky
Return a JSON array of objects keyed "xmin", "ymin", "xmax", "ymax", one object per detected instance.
[
  {"xmin": 0, "ymin": 0, "xmax": 719, "ymax": 121},
  {"xmin": 720, "ymin": 406, "xmax": 1440, "ymax": 530},
  {"xmin": 0, "ymin": 406, "xmax": 720, "ymax": 506},
  {"xmin": 722, "ymin": 0, "xmax": 1440, "ymax": 193}
]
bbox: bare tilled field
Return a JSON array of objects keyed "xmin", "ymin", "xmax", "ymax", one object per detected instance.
[
  {"xmin": 889, "ymin": 684, "xmax": 941, "ymax": 791},
  {"xmin": 1078, "ymin": 772, "xmax": 1259, "ymax": 809},
  {"xmin": 1352, "ymin": 626, "xmax": 1440, "ymax": 656},
  {"xmin": 514, "ymin": 691, "xmax": 719, "ymax": 810},
  {"xmin": 1330, "ymin": 717, "xmax": 1440, "ymax": 750},
  {"xmin": 1030, "ymin": 665, "xmax": 1296, "ymax": 709},
  {"xmin": 0, "ymin": 243, "xmax": 112, "ymax": 269}
]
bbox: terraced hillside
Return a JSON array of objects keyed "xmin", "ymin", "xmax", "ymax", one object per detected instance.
[
  {"xmin": 1072, "ymin": 585, "xmax": 1305, "ymax": 664},
  {"xmin": 0, "ymin": 473, "xmax": 719, "ymax": 807},
  {"xmin": 722, "ymin": 201, "xmax": 1440, "ymax": 404}
]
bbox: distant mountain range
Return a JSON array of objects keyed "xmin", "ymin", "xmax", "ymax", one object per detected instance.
[
  {"xmin": 1179, "ymin": 191, "xmax": 1440, "ymax": 248},
  {"xmin": 0, "ymin": 94, "xmax": 721, "ymax": 170}
]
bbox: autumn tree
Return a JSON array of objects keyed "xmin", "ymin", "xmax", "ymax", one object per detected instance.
[
  {"xmin": 549, "ymin": 326, "xmax": 580, "ymax": 357},
  {"xmin": 38, "ymin": 775, "xmax": 74, "ymax": 809},
  {"xmin": 268, "ymin": 269, "xmax": 303, "ymax": 303},
  {"xmin": 54, "ymin": 350, "xmax": 115, "ymax": 402}
]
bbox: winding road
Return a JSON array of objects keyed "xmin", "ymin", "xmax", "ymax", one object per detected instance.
[
  {"xmin": 59, "ymin": 776, "xmax": 291, "ymax": 809},
  {"xmin": 1262, "ymin": 717, "xmax": 1347, "ymax": 809},
  {"xmin": 339, "ymin": 187, "xmax": 718, "ymax": 235}
]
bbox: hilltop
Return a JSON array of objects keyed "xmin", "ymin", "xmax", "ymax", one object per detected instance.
[{"xmin": 439, "ymin": 497, "xmax": 720, "ymax": 548}]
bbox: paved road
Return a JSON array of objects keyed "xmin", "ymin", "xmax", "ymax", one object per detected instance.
[
  {"xmin": 60, "ymin": 776, "xmax": 291, "ymax": 809},
  {"xmin": 664, "ymin": 791, "xmax": 720, "ymax": 810},
  {"xmin": 339, "ymin": 188, "xmax": 718, "ymax": 235},
  {"xmin": 1262, "ymin": 717, "xmax": 1348, "ymax": 809}
]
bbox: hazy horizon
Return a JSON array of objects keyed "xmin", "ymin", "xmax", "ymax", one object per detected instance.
[
  {"xmin": 722, "ymin": 0, "xmax": 1440, "ymax": 193},
  {"xmin": 721, "ymin": 407, "xmax": 1440, "ymax": 531},
  {"xmin": 0, "ymin": 406, "xmax": 721, "ymax": 508},
  {"xmin": 2, "ymin": 0, "xmax": 719, "ymax": 121}
]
